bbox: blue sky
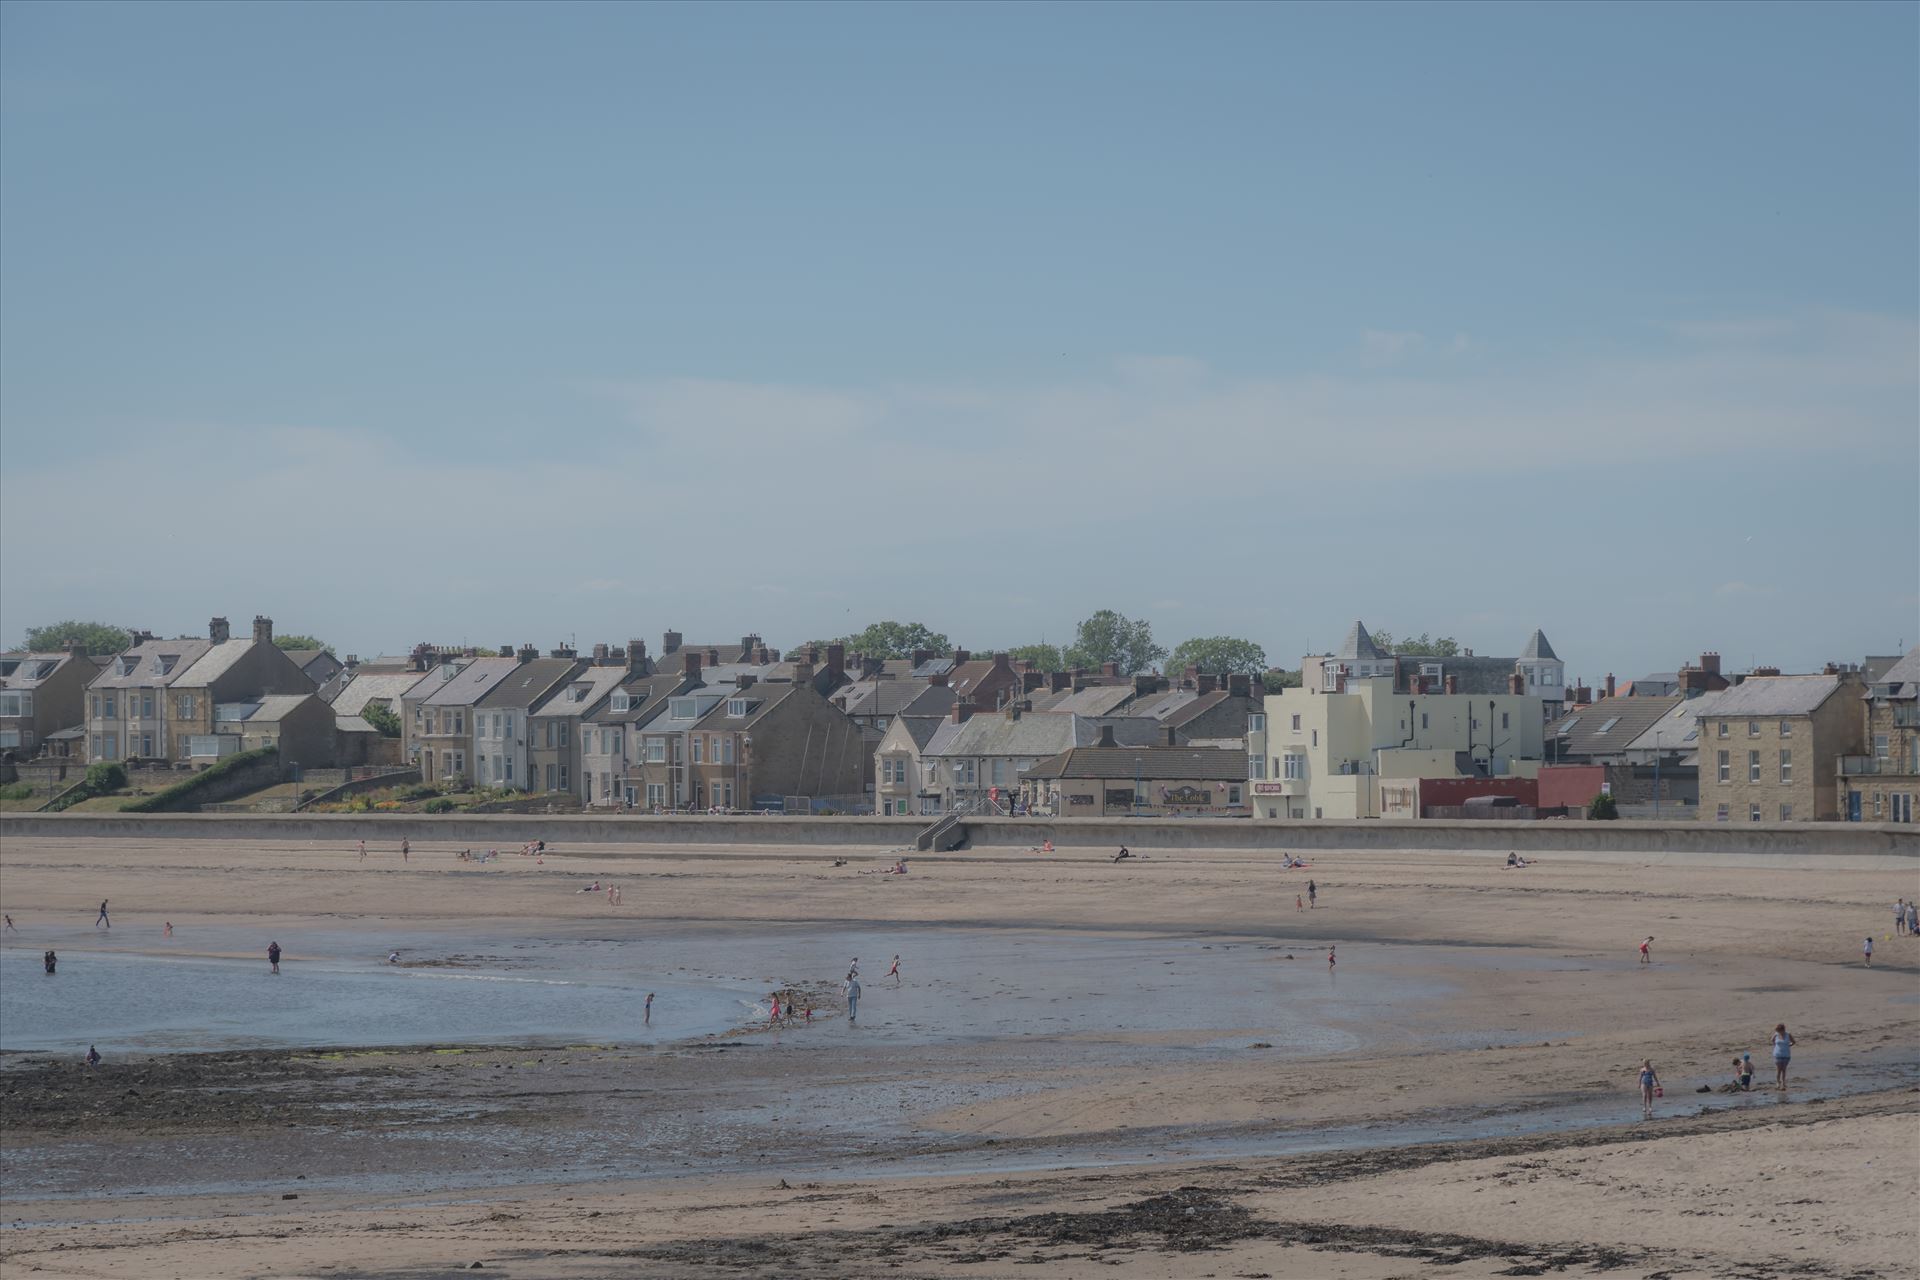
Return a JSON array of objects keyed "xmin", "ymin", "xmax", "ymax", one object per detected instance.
[{"xmin": 2, "ymin": 1, "xmax": 1914, "ymax": 677}]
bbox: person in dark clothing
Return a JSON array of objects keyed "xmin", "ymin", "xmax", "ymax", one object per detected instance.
[
  {"xmin": 267, "ymin": 941, "xmax": 282, "ymax": 974},
  {"xmin": 43, "ymin": 949, "xmax": 57, "ymax": 974}
]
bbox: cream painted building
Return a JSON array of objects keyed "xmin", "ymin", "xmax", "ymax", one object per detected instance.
[{"xmin": 1253, "ymin": 675, "xmax": 1546, "ymax": 820}]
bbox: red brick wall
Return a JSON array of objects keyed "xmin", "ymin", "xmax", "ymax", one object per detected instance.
[
  {"xmin": 1537, "ymin": 765, "xmax": 1606, "ymax": 809},
  {"xmin": 1418, "ymin": 776, "xmax": 1539, "ymax": 808}
]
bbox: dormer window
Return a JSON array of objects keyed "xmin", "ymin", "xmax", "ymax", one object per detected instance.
[
  {"xmin": 118, "ymin": 657, "xmax": 136, "ymax": 676},
  {"xmin": 610, "ymin": 692, "xmax": 630, "ymax": 712},
  {"xmin": 670, "ymin": 698, "xmax": 697, "ymax": 720},
  {"xmin": 568, "ymin": 684, "xmax": 590, "ymax": 703},
  {"xmin": 727, "ymin": 698, "xmax": 752, "ymax": 717}
]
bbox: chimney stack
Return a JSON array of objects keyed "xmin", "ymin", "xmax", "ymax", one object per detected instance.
[
  {"xmin": 827, "ymin": 643, "xmax": 846, "ymax": 679},
  {"xmin": 1228, "ymin": 673, "xmax": 1250, "ymax": 698},
  {"xmin": 1444, "ymin": 674, "xmax": 1459, "ymax": 695},
  {"xmin": 736, "ymin": 673, "xmax": 757, "ymax": 690},
  {"xmin": 499, "ymin": 644, "xmax": 514, "ymax": 657},
  {"xmin": 518, "ymin": 645, "xmax": 538, "ymax": 664},
  {"xmin": 252, "ymin": 616, "xmax": 273, "ymax": 646},
  {"xmin": 1097, "ymin": 724, "xmax": 1117, "ymax": 747},
  {"xmin": 1134, "ymin": 673, "xmax": 1156, "ymax": 697},
  {"xmin": 1604, "ymin": 673, "xmax": 1616, "ymax": 698},
  {"xmin": 209, "ymin": 616, "xmax": 231, "ymax": 644},
  {"xmin": 66, "ymin": 638, "xmax": 88, "ymax": 660},
  {"xmin": 755, "ymin": 644, "xmax": 771, "ymax": 665},
  {"xmin": 685, "ymin": 650, "xmax": 703, "ymax": 683},
  {"xmin": 1758, "ymin": 665, "xmax": 1784, "ymax": 678},
  {"xmin": 742, "ymin": 634, "xmax": 759, "ymax": 658},
  {"xmin": 1699, "ymin": 651, "xmax": 1720, "ymax": 675},
  {"xmin": 1022, "ymin": 671, "xmax": 1046, "ymax": 693},
  {"xmin": 929, "ymin": 669, "xmax": 949, "ymax": 687},
  {"xmin": 626, "ymin": 639, "xmax": 648, "ymax": 671},
  {"xmin": 952, "ymin": 648, "xmax": 971, "ymax": 665},
  {"xmin": 1101, "ymin": 661, "xmax": 1121, "ymax": 678},
  {"xmin": 1164, "ymin": 725, "xmax": 1179, "ymax": 747},
  {"xmin": 910, "ymin": 649, "xmax": 933, "ymax": 669},
  {"xmin": 1410, "ymin": 673, "xmax": 1426, "ymax": 695},
  {"xmin": 706, "ymin": 647, "xmax": 721, "ymax": 667},
  {"xmin": 662, "ymin": 630, "xmax": 683, "ymax": 655},
  {"xmin": 1198, "ymin": 672, "xmax": 1219, "ymax": 695},
  {"xmin": 951, "ymin": 699, "xmax": 975, "ymax": 724},
  {"xmin": 1050, "ymin": 671, "xmax": 1071, "ymax": 692},
  {"xmin": 593, "ymin": 643, "xmax": 610, "ymax": 661},
  {"xmin": 550, "ymin": 645, "xmax": 576, "ymax": 659},
  {"xmin": 1508, "ymin": 672, "xmax": 1525, "ymax": 695}
]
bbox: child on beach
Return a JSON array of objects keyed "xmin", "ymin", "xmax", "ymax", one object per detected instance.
[
  {"xmin": 401, "ymin": 838, "xmax": 410, "ymax": 863},
  {"xmin": 888, "ymin": 955, "xmax": 901, "ymax": 985},
  {"xmin": 359, "ymin": 840, "xmax": 366, "ymax": 861},
  {"xmin": 163, "ymin": 921, "xmax": 172, "ymax": 937},
  {"xmin": 1327, "ymin": 945, "xmax": 1336, "ymax": 968},
  {"xmin": 805, "ymin": 1006, "xmax": 813, "ymax": 1023},
  {"xmin": 1863, "ymin": 936, "xmax": 1872, "ymax": 966},
  {"xmin": 86, "ymin": 1045, "xmax": 100, "ymax": 1068},
  {"xmin": 1638, "ymin": 1059, "xmax": 1661, "ymax": 1118},
  {"xmin": 1638, "ymin": 936, "xmax": 1654, "ymax": 964},
  {"xmin": 1296, "ymin": 894, "xmax": 1304, "ymax": 912},
  {"xmin": 43, "ymin": 949, "xmax": 56, "ymax": 974},
  {"xmin": 644, "ymin": 993, "xmax": 654, "ymax": 1023}
]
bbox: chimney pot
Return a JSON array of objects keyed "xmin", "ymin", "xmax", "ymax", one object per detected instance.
[
  {"xmin": 663, "ymin": 630, "xmax": 683, "ymax": 655},
  {"xmin": 1604, "ymin": 673, "xmax": 1616, "ymax": 698},
  {"xmin": 519, "ymin": 645, "xmax": 538, "ymax": 663},
  {"xmin": 951, "ymin": 699, "xmax": 974, "ymax": 724},
  {"xmin": 209, "ymin": 616, "xmax": 231, "ymax": 644},
  {"xmin": 252, "ymin": 616, "xmax": 273, "ymax": 646},
  {"xmin": 685, "ymin": 650, "xmax": 704, "ymax": 681},
  {"xmin": 953, "ymin": 649, "xmax": 971, "ymax": 665}
]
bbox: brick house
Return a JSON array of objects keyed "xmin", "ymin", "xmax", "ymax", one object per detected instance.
[
  {"xmin": 1840, "ymin": 647, "xmax": 1919, "ymax": 822},
  {"xmin": 1698, "ymin": 673, "xmax": 1862, "ymax": 822},
  {"xmin": 0, "ymin": 642, "xmax": 98, "ymax": 760},
  {"xmin": 589, "ymin": 671, "xmax": 696, "ymax": 808},
  {"xmin": 678, "ymin": 676, "xmax": 868, "ymax": 811},
  {"xmin": 161, "ymin": 617, "xmax": 319, "ymax": 763}
]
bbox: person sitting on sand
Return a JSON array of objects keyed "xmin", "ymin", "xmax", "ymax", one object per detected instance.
[
  {"xmin": 1112, "ymin": 847, "xmax": 1132, "ymax": 863},
  {"xmin": 1507, "ymin": 852, "xmax": 1519, "ymax": 866},
  {"xmin": 579, "ymin": 880, "xmax": 601, "ymax": 894},
  {"xmin": 86, "ymin": 1045, "xmax": 100, "ymax": 1068}
]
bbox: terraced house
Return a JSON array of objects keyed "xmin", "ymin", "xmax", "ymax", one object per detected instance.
[
  {"xmin": 1697, "ymin": 672, "xmax": 1861, "ymax": 822},
  {"xmin": 0, "ymin": 642, "xmax": 98, "ymax": 759},
  {"xmin": 162, "ymin": 618, "xmax": 318, "ymax": 762}
]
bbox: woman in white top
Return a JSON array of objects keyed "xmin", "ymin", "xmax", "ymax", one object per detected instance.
[{"xmin": 1771, "ymin": 1023, "xmax": 1796, "ymax": 1089}]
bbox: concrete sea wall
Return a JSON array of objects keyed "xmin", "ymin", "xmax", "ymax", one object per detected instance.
[{"xmin": 1, "ymin": 812, "xmax": 1914, "ymax": 856}]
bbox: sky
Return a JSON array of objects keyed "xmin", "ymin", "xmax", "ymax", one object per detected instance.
[{"xmin": 2, "ymin": 1, "xmax": 1915, "ymax": 680}]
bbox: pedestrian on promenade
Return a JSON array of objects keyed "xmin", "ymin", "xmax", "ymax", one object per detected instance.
[{"xmin": 401, "ymin": 838, "xmax": 410, "ymax": 863}]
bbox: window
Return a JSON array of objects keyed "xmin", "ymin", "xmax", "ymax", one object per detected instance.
[
  {"xmin": 558, "ymin": 722, "xmax": 569, "ymax": 747},
  {"xmin": 1311, "ymin": 729, "xmax": 1318, "ymax": 747},
  {"xmin": 544, "ymin": 723, "xmax": 555, "ymax": 748},
  {"xmin": 646, "ymin": 738, "xmax": 666, "ymax": 763},
  {"xmin": 559, "ymin": 766, "xmax": 568, "ymax": 790},
  {"xmin": 720, "ymin": 736, "xmax": 734, "ymax": 764},
  {"xmin": 504, "ymin": 758, "xmax": 514, "ymax": 783},
  {"xmin": 1421, "ymin": 712, "xmax": 1429, "ymax": 730},
  {"xmin": 1716, "ymin": 803, "xmax": 1729, "ymax": 821},
  {"xmin": 670, "ymin": 698, "xmax": 698, "ymax": 720},
  {"xmin": 1283, "ymin": 753, "xmax": 1305, "ymax": 780},
  {"xmin": 103, "ymin": 693, "xmax": 117, "ymax": 719},
  {"xmin": 141, "ymin": 694, "xmax": 154, "ymax": 719},
  {"xmin": 0, "ymin": 692, "xmax": 21, "ymax": 717},
  {"xmin": 727, "ymin": 698, "xmax": 749, "ymax": 717},
  {"xmin": 610, "ymin": 692, "xmax": 629, "ymax": 712},
  {"xmin": 1228, "ymin": 785, "xmax": 1242, "ymax": 805},
  {"xmin": 1874, "ymin": 733, "xmax": 1890, "ymax": 760},
  {"xmin": 1778, "ymin": 749, "xmax": 1791, "ymax": 784},
  {"xmin": 1747, "ymin": 720, "xmax": 1759, "ymax": 738},
  {"xmin": 1749, "ymin": 804, "xmax": 1761, "ymax": 822},
  {"xmin": 1779, "ymin": 720, "xmax": 1792, "ymax": 738},
  {"xmin": 1717, "ymin": 750, "xmax": 1730, "ymax": 783},
  {"xmin": 546, "ymin": 764, "xmax": 556, "ymax": 790},
  {"xmin": 104, "ymin": 733, "xmax": 118, "ymax": 759},
  {"xmin": 140, "ymin": 733, "xmax": 153, "ymax": 756},
  {"xmin": 1748, "ymin": 751, "xmax": 1760, "ymax": 782},
  {"xmin": 453, "ymin": 712, "xmax": 464, "ymax": 734},
  {"xmin": 1249, "ymin": 755, "xmax": 1266, "ymax": 779},
  {"xmin": 1779, "ymin": 803, "xmax": 1793, "ymax": 821},
  {"xmin": 505, "ymin": 712, "xmax": 515, "ymax": 738},
  {"xmin": 691, "ymin": 736, "xmax": 703, "ymax": 764},
  {"xmin": 1247, "ymin": 714, "xmax": 1266, "ymax": 733},
  {"xmin": 452, "ymin": 751, "xmax": 464, "ymax": 775},
  {"xmin": 646, "ymin": 783, "xmax": 665, "ymax": 807},
  {"xmin": 1500, "ymin": 712, "xmax": 1509, "ymax": 730},
  {"xmin": 0, "ymin": 730, "xmax": 18, "ymax": 749},
  {"xmin": 610, "ymin": 731, "xmax": 622, "ymax": 754},
  {"xmin": 1290, "ymin": 714, "xmax": 1301, "ymax": 732},
  {"xmin": 991, "ymin": 759, "xmax": 1006, "ymax": 785},
  {"xmin": 1717, "ymin": 721, "xmax": 1729, "ymax": 738},
  {"xmin": 1596, "ymin": 717, "xmax": 1620, "ymax": 734}
]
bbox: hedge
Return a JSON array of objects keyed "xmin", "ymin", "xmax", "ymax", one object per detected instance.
[{"xmin": 121, "ymin": 749, "xmax": 281, "ymax": 813}]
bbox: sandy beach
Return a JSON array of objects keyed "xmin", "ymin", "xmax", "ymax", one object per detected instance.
[{"xmin": 1, "ymin": 829, "xmax": 1916, "ymax": 1278}]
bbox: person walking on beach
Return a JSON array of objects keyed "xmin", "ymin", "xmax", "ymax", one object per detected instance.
[
  {"xmin": 845, "ymin": 974, "xmax": 861, "ymax": 1024},
  {"xmin": 3, "ymin": 913, "xmax": 14, "ymax": 931},
  {"xmin": 1638, "ymin": 936, "xmax": 1654, "ymax": 964},
  {"xmin": 1295, "ymin": 894, "xmax": 1304, "ymax": 913},
  {"xmin": 358, "ymin": 839, "xmax": 366, "ymax": 862},
  {"xmin": 1307, "ymin": 880, "xmax": 1317, "ymax": 909},
  {"xmin": 1638, "ymin": 1059, "xmax": 1661, "ymax": 1118},
  {"xmin": 1862, "ymin": 935, "xmax": 1873, "ymax": 966},
  {"xmin": 43, "ymin": 949, "xmax": 56, "ymax": 975},
  {"xmin": 1898, "ymin": 899, "xmax": 1909, "ymax": 936},
  {"xmin": 644, "ymin": 992, "xmax": 654, "ymax": 1024},
  {"xmin": 768, "ymin": 994, "xmax": 781, "ymax": 1023},
  {"xmin": 1908, "ymin": 901, "xmax": 1917, "ymax": 937},
  {"xmin": 401, "ymin": 837, "xmax": 410, "ymax": 863},
  {"xmin": 163, "ymin": 921, "xmax": 173, "ymax": 938},
  {"xmin": 888, "ymin": 954, "xmax": 901, "ymax": 985},
  {"xmin": 1327, "ymin": 945, "xmax": 1336, "ymax": 968},
  {"xmin": 95, "ymin": 899, "xmax": 110, "ymax": 929},
  {"xmin": 1772, "ymin": 1024, "xmax": 1796, "ymax": 1089},
  {"xmin": 267, "ymin": 941, "xmax": 282, "ymax": 974}
]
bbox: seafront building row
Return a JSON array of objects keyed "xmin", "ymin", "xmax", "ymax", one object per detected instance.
[{"xmin": 2, "ymin": 619, "xmax": 1914, "ymax": 824}]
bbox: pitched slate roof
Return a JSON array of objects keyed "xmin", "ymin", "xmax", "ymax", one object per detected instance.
[
  {"xmin": 1620, "ymin": 689, "xmax": 1732, "ymax": 755},
  {"xmin": 476, "ymin": 658, "xmax": 581, "ymax": 711},
  {"xmin": 586, "ymin": 673, "xmax": 692, "ymax": 726},
  {"xmin": 1869, "ymin": 647, "xmax": 1920, "ymax": 700},
  {"xmin": 1548, "ymin": 695, "xmax": 1683, "ymax": 759},
  {"xmin": 1044, "ymin": 685, "xmax": 1140, "ymax": 716},
  {"xmin": 1026, "ymin": 746, "xmax": 1248, "ymax": 781},
  {"xmin": 533, "ymin": 666, "xmax": 636, "ymax": 720},
  {"xmin": 173, "ymin": 638, "xmax": 277, "ymax": 688},
  {"xmin": 1699, "ymin": 674, "xmax": 1843, "ymax": 718},
  {"xmin": 1519, "ymin": 629, "xmax": 1558, "ymax": 661},
  {"xmin": 421, "ymin": 657, "xmax": 520, "ymax": 707},
  {"xmin": 688, "ymin": 682, "xmax": 800, "ymax": 731},
  {"xmin": 922, "ymin": 712, "xmax": 1162, "ymax": 759},
  {"xmin": 1336, "ymin": 622, "xmax": 1384, "ymax": 661},
  {"xmin": 0, "ymin": 652, "xmax": 80, "ymax": 688},
  {"xmin": 327, "ymin": 670, "xmax": 430, "ymax": 715},
  {"xmin": 90, "ymin": 638, "xmax": 214, "ymax": 689},
  {"xmin": 891, "ymin": 714, "xmax": 948, "ymax": 752}
]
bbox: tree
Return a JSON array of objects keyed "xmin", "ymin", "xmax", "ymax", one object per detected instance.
[
  {"xmin": 1587, "ymin": 792, "xmax": 1619, "ymax": 820},
  {"xmin": 1370, "ymin": 630, "xmax": 1461, "ymax": 657},
  {"xmin": 85, "ymin": 762, "xmax": 127, "ymax": 792},
  {"xmin": 1005, "ymin": 643, "xmax": 1064, "ymax": 671},
  {"xmin": 1063, "ymin": 610, "xmax": 1167, "ymax": 675},
  {"xmin": 21, "ymin": 621, "xmax": 130, "ymax": 655},
  {"xmin": 1264, "ymin": 668, "xmax": 1303, "ymax": 689},
  {"xmin": 273, "ymin": 634, "xmax": 330, "ymax": 653},
  {"xmin": 359, "ymin": 701, "xmax": 402, "ymax": 738},
  {"xmin": 1166, "ymin": 636, "xmax": 1268, "ymax": 677},
  {"xmin": 829, "ymin": 621, "xmax": 952, "ymax": 661}
]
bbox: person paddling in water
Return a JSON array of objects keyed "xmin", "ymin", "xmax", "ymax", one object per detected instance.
[
  {"xmin": 1638, "ymin": 1059, "xmax": 1661, "ymax": 1118},
  {"xmin": 1327, "ymin": 945, "xmax": 1336, "ymax": 968},
  {"xmin": 268, "ymin": 941, "xmax": 282, "ymax": 974}
]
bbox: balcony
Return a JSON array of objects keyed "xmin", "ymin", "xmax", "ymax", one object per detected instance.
[{"xmin": 1838, "ymin": 755, "xmax": 1888, "ymax": 776}]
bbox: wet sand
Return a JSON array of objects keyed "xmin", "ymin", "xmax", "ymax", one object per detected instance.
[{"xmin": 1, "ymin": 830, "xmax": 1916, "ymax": 1277}]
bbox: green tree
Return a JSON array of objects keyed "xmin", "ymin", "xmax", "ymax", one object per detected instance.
[
  {"xmin": 1005, "ymin": 643, "xmax": 1064, "ymax": 671},
  {"xmin": 1166, "ymin": 636, "xmax": 1268, "ymax": 676},
  {"xmin": 1063, "ymin": 610, "xmax": 1167, "ymax": 675},
  {"xmin": 1370, "ymin": 630, "xmax": 1461, "ymax": 657},
  {"xmin": 1264, "ymin": 668, "xmax": 1303, "ymax": 689},
  {"xmin": 1587, "ymin": 792, "xmax": 1619, "ymax": 820},
  {"xmin": 359, "ymin": 701, "xmax": 402, "ymax": 738},
  {"xmin": 85, "ymin": 762, "xmax": 127, "ymax": 792},
  {"xmin": 273, "ymin": 634, "xmax": 330, "ymax": 653},
  {"xmin": 21, "ymin": 621, "xmax": 130, "ymax": 655},
  {"xmin": 833, "ymin": 621, "xmax": 952, "ymax": 661}
]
